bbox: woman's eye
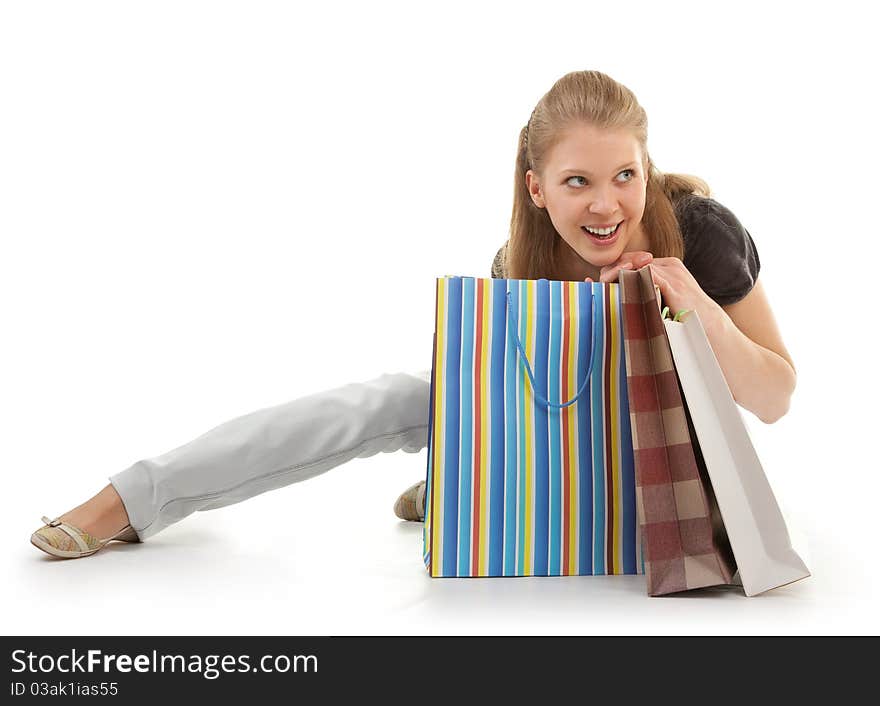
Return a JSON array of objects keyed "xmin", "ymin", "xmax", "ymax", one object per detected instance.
[{"xmin": 566, "ymin": 170, "xmax": 634, "ymax": 187}]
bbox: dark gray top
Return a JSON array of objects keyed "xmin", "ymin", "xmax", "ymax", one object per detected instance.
[
  {"xmin": 490, "ymin": 194, "xmax": 761, "ymax": 307},
  {"xmin": 674, "ymin": 194, "xmax": 761, "ymax": 306}
]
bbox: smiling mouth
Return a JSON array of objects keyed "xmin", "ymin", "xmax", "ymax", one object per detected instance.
[{"xmin": 581, "ymin": 222, "xmax": 622, "ymax": 239}]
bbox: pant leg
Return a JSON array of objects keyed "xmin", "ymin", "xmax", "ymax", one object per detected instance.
[{"xmin": 109, "ymin": 369, "xmax": 431, "ymax": 540}]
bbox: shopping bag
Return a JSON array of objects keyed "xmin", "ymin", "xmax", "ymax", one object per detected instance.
[
  {"xmin": 660, "ymin": 300, "xmax": 811, "ymax": 596},
  {"xmin": 619, "ymin": 267, "xmax": 738, "ymax": 595},
  {"xmin": 422, "ymin": 276, "xmax": 641, "ymax": 578}
]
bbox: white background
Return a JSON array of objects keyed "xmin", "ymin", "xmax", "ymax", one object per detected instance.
[{"xmin": 1, "ymin": 0, "xmax": 877, "ymax": 635}]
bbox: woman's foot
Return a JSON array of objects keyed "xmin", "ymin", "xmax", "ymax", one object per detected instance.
[
  {"xmin": 54, "ymin": 484, "xmax": 133, "ymax": 539},
  {"xmin": 31, "ymin": 484, "xmax": 139, "ymax": 559},
  {"xmin": 393, "ymin": 480, "xmax": 426, "ymax": 522}
]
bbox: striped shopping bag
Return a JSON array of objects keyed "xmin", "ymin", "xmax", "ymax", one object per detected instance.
[{"xmin": 422, "ymin": 276, "xmax": 642, "ymax": 578}]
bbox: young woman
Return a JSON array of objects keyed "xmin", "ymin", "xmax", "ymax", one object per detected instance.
[
  {"xmin": 30, "ymin": 70, "xmax": 796, "ymax": 558},
  {"xmin": 391, "ymin": 70, "xmax": 796, "ymax": 521}
]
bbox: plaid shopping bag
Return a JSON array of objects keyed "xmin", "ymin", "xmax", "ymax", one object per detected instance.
[
  {"xmin": 422, "ymin": 276, "xmax": 641, "ymax": 578},
  {"xmin": 619, "ymin": 267, "xmax": 737, "ymax": 595}
]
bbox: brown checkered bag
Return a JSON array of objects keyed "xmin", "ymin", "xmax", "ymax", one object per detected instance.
[{"xmin": 619, "ymin": 267, "xmax": 737, "ymax": 595}]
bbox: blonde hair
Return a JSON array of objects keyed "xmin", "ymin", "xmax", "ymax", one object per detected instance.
[{"xmin": 508, "ymin": 70, "xmax": 710, "ymax": 280}]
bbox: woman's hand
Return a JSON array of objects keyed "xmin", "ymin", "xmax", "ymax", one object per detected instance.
[
  {"xmin": 589, "ymin": 252, "xmax": 725, "ymax": 332},
  {"xmin": 586, "ymin": 252, "xmax": 795, "ymax": 423},
  {"xmin": 583, "ymin": 251, "xmax": 654, "ymax": 283}
]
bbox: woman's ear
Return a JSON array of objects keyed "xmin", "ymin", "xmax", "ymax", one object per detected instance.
[{"xmin": 525, "ymin": 169, "xmax": 546, "ymax": 208}]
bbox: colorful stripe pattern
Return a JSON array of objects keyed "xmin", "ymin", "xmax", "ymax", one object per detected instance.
[
  {"xmin": 618, "ymin": 267, "xmax": 737, "ymax": 595},
  {"xmin": 423, "ymin": 277, "xmax": 641, "ymax": 577}
]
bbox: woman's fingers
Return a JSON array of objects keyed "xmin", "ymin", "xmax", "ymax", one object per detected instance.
[
  {"xmin": 628, "ymin": 251, "xmax": 654, "ymax": 267},
  {"xmin": 646, "ymin": 265, "xmax": 675, "ymax": 307},
  {"xmin": 598, "ymin": 251, "xmax": 655, "ymax": 282},
  {"xmin": 599, "ymin": 261, "xmax": 634, "ymax": 283},
  {"xmin": 590, "ymin": 252, "xmax": 656, "ymax": 284}
]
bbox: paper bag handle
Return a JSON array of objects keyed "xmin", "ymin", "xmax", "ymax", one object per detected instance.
[{"xmin": 505, "ymin": 289, "xmax": 597, "ymax": 409}]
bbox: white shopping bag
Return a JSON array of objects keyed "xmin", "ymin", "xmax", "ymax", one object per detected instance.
[{"xmin": 663, "ymin": 311, "xmax": 810, "ymax": 597}]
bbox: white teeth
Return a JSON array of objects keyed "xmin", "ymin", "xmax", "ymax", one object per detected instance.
[{"xmin": 584, "ymin": 223, "xmax": 621, "ymax": 236}]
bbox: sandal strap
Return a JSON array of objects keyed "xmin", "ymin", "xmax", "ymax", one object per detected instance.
[{"xmin": 41, "ymin": 516, "xmax": 90, "ymax": 553}]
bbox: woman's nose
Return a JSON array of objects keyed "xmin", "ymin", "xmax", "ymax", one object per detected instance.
[{"xmin": 588, "ymin": 186, "xmax": 618, "ymax": 215}]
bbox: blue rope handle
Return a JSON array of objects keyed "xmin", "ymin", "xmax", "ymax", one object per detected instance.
[{"xmin": 505, "ymin": 288, "xmax": 598, "ymax": 409}]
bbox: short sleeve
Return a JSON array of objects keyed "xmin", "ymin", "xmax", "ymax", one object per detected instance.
[
  {"xmin": 491, "ymin": 241, "xmax": 509, "ymax": 278},
  {"xmin": 678, "ymin": 196, "xmax": 761, "ymax": 306}
]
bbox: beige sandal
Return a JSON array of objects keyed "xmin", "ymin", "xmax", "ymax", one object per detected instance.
[{"xmin": 30, "ymin": 516, "xmax": 140, "ymax": 559}]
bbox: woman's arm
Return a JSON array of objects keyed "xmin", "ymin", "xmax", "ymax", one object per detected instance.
[
  {"xmin": 705, "ymin": 279, "xmax": 796, "ymax": 424},
  {"xmin": 599, "ymin": 254, "xmax": 796, "ymax": 424}
]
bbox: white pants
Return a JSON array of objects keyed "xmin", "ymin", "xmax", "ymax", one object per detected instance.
[{"xmin": 109, "ymin": 370, "xmax": 432, "ymax": 540}]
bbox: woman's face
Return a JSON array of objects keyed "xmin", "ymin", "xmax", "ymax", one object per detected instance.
[{"xmin": 526, "ymin": 122, "xmax": 650, "ymax": 276}]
